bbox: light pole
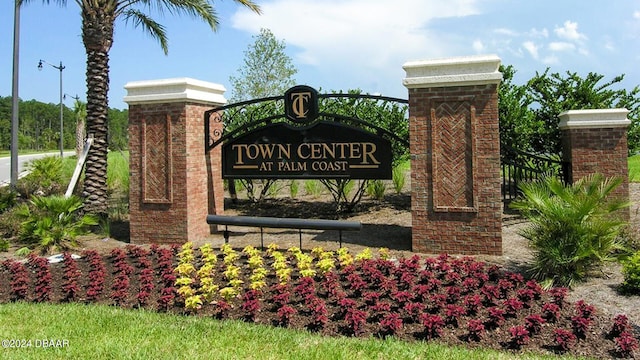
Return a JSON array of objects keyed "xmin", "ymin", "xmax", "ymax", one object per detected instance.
[
  {"xmin": 10, "ymin": 0, "xmax": 20, "ymax": 188},
  {"xmin": 38, "ymin": 59, "xmax": 65, "ymax": 158}
]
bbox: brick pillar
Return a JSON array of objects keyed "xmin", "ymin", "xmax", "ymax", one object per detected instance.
[
  {"xmin": 124, "ymin": 78, "xmax": 226, "ymax": 244},
  {"xmin": 559, "ymin": 109, "xmax": 631, "ymax": 219},
  {"xmin": 403, "ymin": 55, "xmax": 503, "ymax": 255}
]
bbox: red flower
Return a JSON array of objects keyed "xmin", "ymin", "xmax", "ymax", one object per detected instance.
[
  {"xmin": 614, "ymin": 331, "xmax": 639, "ymax": 357},
  {"xmin": 509, "ymin": 325, "xmax": 530, "ymax": 347},
  {"xmin": 553, "ymin": 328, "xmax": 576, "ymax": 352}
]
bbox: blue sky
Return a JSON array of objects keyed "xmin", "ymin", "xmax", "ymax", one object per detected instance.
[{"xmin": 1, "ymin": 0, "xmax": 639, "ymax": 110}]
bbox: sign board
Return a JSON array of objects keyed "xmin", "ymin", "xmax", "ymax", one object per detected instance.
[{"xmin": 222, "ymin": 121, "xmax": 392, "ymax": 179}]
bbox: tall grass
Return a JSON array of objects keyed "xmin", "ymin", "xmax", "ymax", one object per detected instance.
[
  {"xmin": 628, "ymin": 154, "xmax": 640, "ymax": 182},
  {"xmin": 106, "ymin": 151, "xmax": 130, "ymax": 196},
  {"xmin": 61, "ymin": 151, "xmax": 129, "ymax": 195},
  {"xmin": 0, "ymin": 302, "xmax": 569, "ymax": 360}
]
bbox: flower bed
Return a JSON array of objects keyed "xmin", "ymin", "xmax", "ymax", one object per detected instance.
[{"xmin": 0, "ymin": 243, "xmax": 638, "ymax": 359}]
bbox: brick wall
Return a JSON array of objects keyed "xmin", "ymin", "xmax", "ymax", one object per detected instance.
[
  {"xmin": 561, "ymin": 126, "xmax": 629, "ymax": 219},
  {"xmin": 409, "ymin": 85, "xmax": 502, "ymax": 255},
  {"xmin": 129, "ymin": 101, "xmax": 224, "ymax": 244}
]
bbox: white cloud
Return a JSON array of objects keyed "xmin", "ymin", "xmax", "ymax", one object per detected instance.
[
  {"xmin": 634, "ymin": 11, "xmax": 640, "ymax": 19},
  {"xmin": 230, "ymin": 0, "xmax": 481, "ymax": 70},
  {"xmin": 522, "ymin": 41, "xmax": 539, "ymax": 59},
  {"xmin": 493, "ymin": 28, "xmax": 518, "ymax": 36},
  {"xmin": 548, "ymin": 42, "xmax": 575, "ymax": 52},
  {"xmin": 527, "ymin": 28, "xmax": 549, "ymax": 38},
  {"xmin": 554, "ymin": 20, "xmax": 587, "ymax": 42},
  {"xmin": 472, "ymin": 40, "xmax": 485, "ymax": 53}
]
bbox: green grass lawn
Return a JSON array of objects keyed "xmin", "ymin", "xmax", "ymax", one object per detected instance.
[
  {"xmin": 628, "ymin": 154, "xmax": 640, "ymax": 182},
  {"xmin": 0, "ymin": 302, "xmax": 583, "ymax": 360}
]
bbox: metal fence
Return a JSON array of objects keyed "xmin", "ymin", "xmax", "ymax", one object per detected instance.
[{"xmin": 501, "ymin": 144, "xmax": 571, "ymax": 203}]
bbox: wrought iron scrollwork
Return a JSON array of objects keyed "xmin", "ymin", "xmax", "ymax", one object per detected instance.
[{"xmin": 204, "ymin": 88, "xmax": 409, "ymax": 158}]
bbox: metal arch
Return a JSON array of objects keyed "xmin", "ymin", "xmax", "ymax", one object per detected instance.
[{"xmin": 204, "ymin": 91, "xmax": 409, "ymax": 152}]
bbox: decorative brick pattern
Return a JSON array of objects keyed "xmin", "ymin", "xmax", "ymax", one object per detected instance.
[
  {"xmin": 432, "ymin": 98, "xmax": 476, "ymax": 211},
  {"xmin": 409, "ymin": 85, "xmax": 502, "ymax": 255},
  {"xmin": 141, "ymin": 114, "xmax": 172, "ymax": 203}
]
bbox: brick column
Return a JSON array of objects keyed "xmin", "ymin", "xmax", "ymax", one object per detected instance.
[
  {"xmin": 403, "ymin": 55, "xmax": 503, "ymax": 255},
  {"xmin": 559, "ymin": 109, "xmax": 630, "ymax": 219},
  {"xmin": 124, "ymin": 78, "xmax": 226, "ymax": 244}
]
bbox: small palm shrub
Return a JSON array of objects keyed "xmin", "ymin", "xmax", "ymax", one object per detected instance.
[
  {"xmin": 16, "ymin": 195, "xmax": 99, "ymax": 254},
  {"xmin": 17, "ymin": 156, "xmax": 64, "ymax": 197},
  {"xmin": 510, "ymin": 174, "xmax": 630, "ymax": 288}
]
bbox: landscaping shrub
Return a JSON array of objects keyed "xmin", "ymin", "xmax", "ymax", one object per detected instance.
[
  {"xmin": 15, "ymin": 195, "xmax": 99, "ymax": 254},
  {"xmin": 16, "ymin": 156, "xmax": 64, "ymax": 198},
  {"xmin": 620, "ymin": 250, "xmax": 640, "ymax": 295},
  {"xmin": 0, "ymin": 239, "xmax": 9, "ymax": 252},
  {"xmin": 510, "ymin": 174, "xmax": 630, "ymax": 288}
]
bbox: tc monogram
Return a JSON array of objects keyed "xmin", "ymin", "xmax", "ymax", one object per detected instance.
[
  {"xmin": 285, "ymin": 85, "xmax": 318, "ymax": 123},
  {"xmin": 290, "ymin": 92, "xmax": 312, "ymax": 118}
]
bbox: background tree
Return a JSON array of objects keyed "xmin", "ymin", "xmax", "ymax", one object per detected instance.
[
  {"xmin": 498, "ymin": 65, "xmax": 536, "ymax": 161},
  {"xmin": 317, "ymin": 89, "xmax": 408, "ymax": 213},
  {"xmin": 229, "ymin": 28, "xmax": 297, "ymax": 105},
  {"xmin": 227, "ymin": 28, "xmax": 298, "ymax": 202},
  {"xmin": 526, "ymin": 69, "xmax": 640, "ymax": 156},
  {"xmin": 24, "ymin": 0, "xmax": 261, "ymax": 217},
  {"xmin": 108, "ymin": 108, "xmax": 129, "ymax": 151}
]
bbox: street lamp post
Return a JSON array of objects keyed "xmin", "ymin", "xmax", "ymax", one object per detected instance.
[
  {"xmin": 10, "ymin": 0, "xmax": 20, "ymax": 188},
  {"xmin": 38, "ymin": 59, "xmax": 65, "ymax": 158}
]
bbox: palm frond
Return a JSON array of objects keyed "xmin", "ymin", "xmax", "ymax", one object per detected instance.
[{"xmin": 122, "ymin": 9, "xmax": 169, "ymax": 54}]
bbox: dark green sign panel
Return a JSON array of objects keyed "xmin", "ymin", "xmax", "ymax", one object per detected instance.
[{"xmin": 222, "ymin": 121, "xmax": 392, "ymax": 179}]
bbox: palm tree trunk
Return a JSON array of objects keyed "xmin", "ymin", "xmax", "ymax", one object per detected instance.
[
  {"xmin": 81, "ymin": 12, "xmax": 114, "ymax": 217},
  {"xmin": 75, "ymin": 117, "xmax": 85, "ymax": 158}
]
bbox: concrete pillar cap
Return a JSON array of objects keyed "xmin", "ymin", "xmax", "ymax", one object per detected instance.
[
  {"xmin": 559, "ymin": 108, "xmax": 630, "ymax": 130},
  {"xmin": 402, "ymin": 54, "xmax": 502, "ymax": 88},
  {"xmin": 124, "ymin": 77, "xmax": 227, "ymax": 106}
]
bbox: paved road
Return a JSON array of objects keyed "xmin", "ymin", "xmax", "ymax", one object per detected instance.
[{"xmin": 0, "ymin": 151, "xmax": 74, "ymax": 185}]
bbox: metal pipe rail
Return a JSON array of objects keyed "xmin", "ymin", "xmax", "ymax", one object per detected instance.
[{"xmin": 206, "ymin": 215, "xmax": 362, "ymax": 249}]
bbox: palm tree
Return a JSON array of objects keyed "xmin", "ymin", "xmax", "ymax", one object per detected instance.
[
  {"xmin": 22, "ymin": 0, "xmax": 262, "ymax": 216},
  {"xmin": 71, "ymin": 99, "xmax": 86, "ymax": 158}
]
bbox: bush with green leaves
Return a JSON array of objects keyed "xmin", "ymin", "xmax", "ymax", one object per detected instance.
[
  {"xmin": 621, "ymin": 251, "xmax": 640, "ymax": 295},
  {"xmin": 17, "ymin": 156, "xmax": 64, "ymax": 198},
  {"xmin": 0, "ymin": 239, "xmax": 9, "ymax": 252},
  {"xmin": 510, "ymin": 174, "xmax": 630, "ymax": 289},
  {"xmin": 16, "ymin": 195, "xmax": 99, "ymax": 254}
]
